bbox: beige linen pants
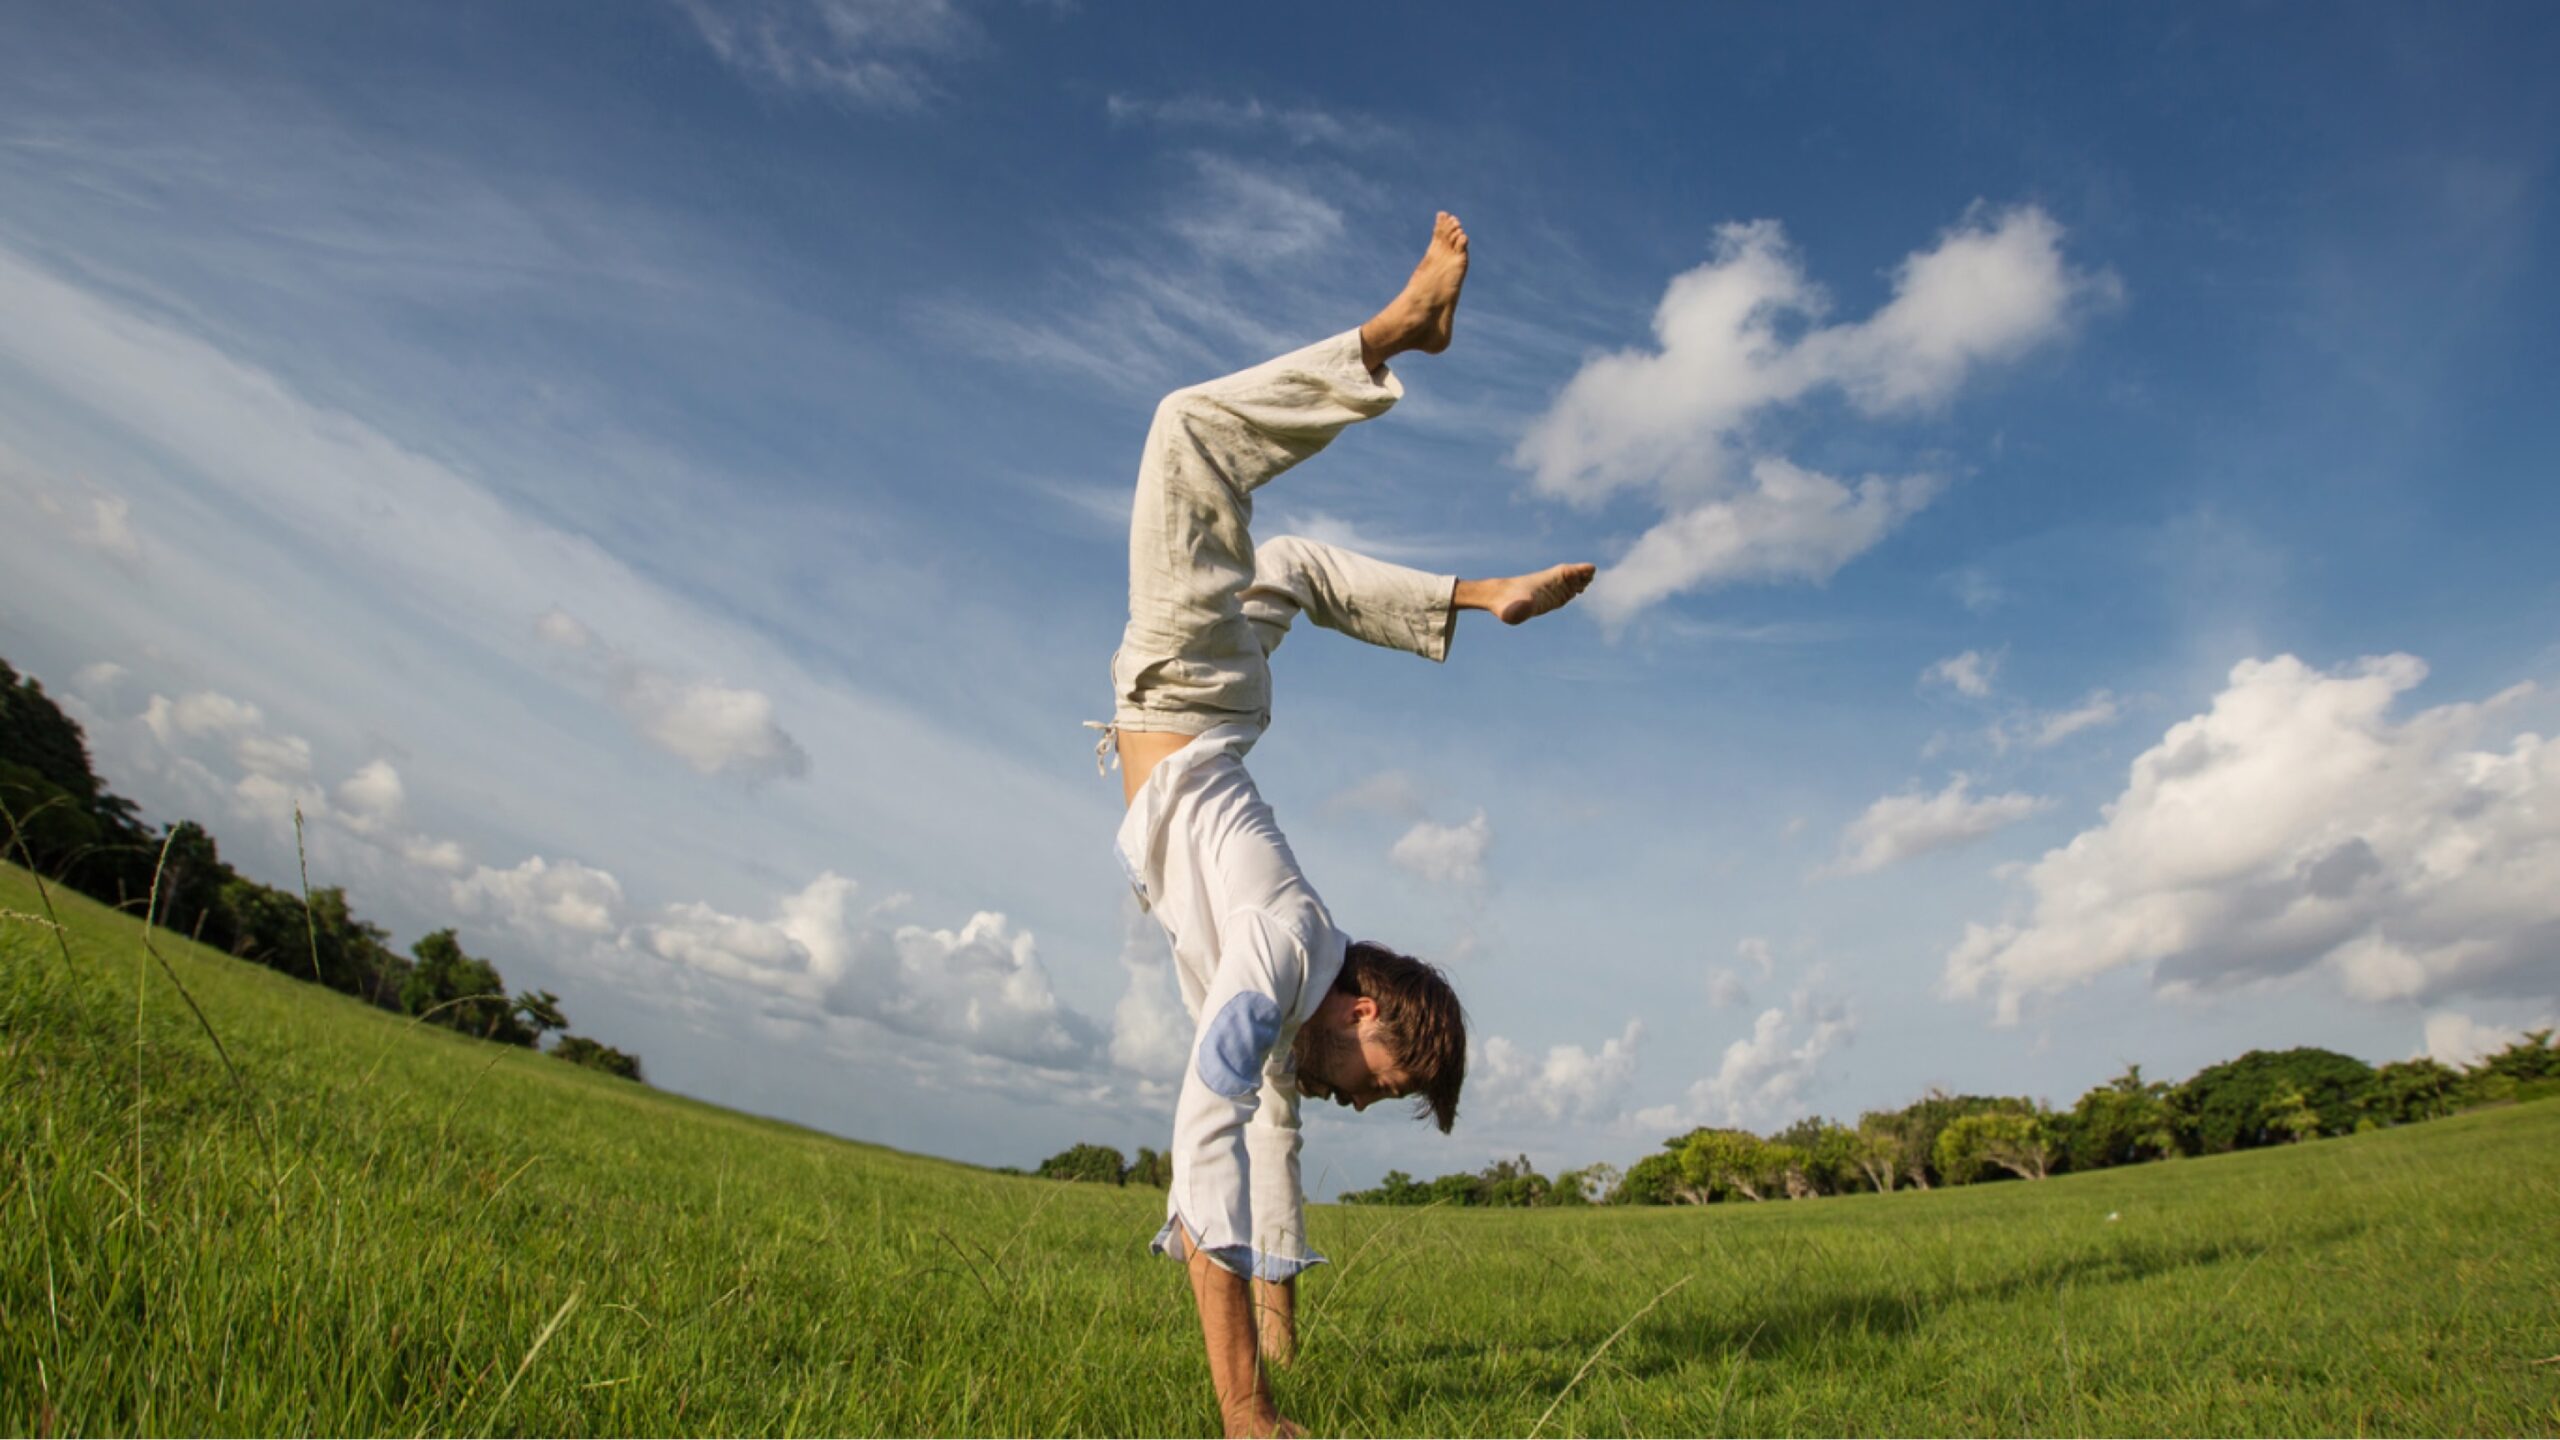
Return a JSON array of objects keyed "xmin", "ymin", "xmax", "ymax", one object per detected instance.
[{"xmin": 1111, "ymin": 329, "xmax": 1459, "ymax": 736}]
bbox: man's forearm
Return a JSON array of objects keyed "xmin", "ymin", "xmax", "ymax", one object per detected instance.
[
  {"xmin": 1254, "ymin": 1276, "xmax": 1296, "ymax": 1365},
  {"xmin": 1187, "ymin": 1244, "xmax": 1288, "ymax": 1437}
]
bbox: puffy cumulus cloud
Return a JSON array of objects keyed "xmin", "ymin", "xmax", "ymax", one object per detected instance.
[
  {"xmin": 1707, "ymin": 968, "xmax": 1751, "ymax": 1008},
  {"xmin": 1834, "ymin": 775, "xmax": 2047, "ymax": 875},
  {"xmin": 637, "ymin": 872, "xmax": 1106, "ymax": 1069},
  {"xmin": 332, "ymin": 759, "xmax": 407, "ymax": 836},
  {"xmin": 2422, "ymin": 1010, "xmax": 2553, "ymax": 1068},
  {"xmin": 1925, "ymin": 649, "xmax": 1999, "ymax": 699},
  {"xmin": 1517, "ymin": 205, "xmax": 2114, "ymax": 624},
  {"xmin": 674, "ymin": 0, "xmax": 979, "ymax": 110},
  {"xmin": 453, "ymin": 856, "xmax": 626, "ymax": 936},
  {"xmin": 1587, "ymin": 460, "xmax": 1941, "ymax": 627},
  {"xmin": 1472, "ymin": 1021, "xmax": 1645, "ymax": 1126},
  {"xmin": 1390, "ymin": 810, "xmax": 1492, "ymax": 888},
  {"xmin": 1634, "ymin": 985, "xmax": 1855, "ymax": 1131},
  {"xmin": 1110, "ymin": 917, "xmax": 1192, "ymax": 1083},
  {"xmin": 119, "ymin": 685, "xmax": 478, "ymax": 874},
  {"xmin": 1945, "ymin": 653, "xmax": 2560, "ymax": 1026},
  {"xmin": 136, "ymin": 689, "xmax": 322, "ymax": 829},
  {"xmin": 536, "ymin": 608, "xmax": 810, "ymax": 784}
]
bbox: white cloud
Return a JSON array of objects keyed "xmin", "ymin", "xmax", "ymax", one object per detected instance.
[
  {"xmin": 78, "ymin": 494, "xmax": 141, "ymax": 563},
  {"xmin": 2422, "ymin": 1009, "xmax": 2552, "ymax": 1068},
  {"xmin": 1925, "ymin": 649, "xmax": 1999, "ymax": 698},
  {"xmin": 1473, "ymin": 1020, "xmax": 1645, "ymax": 1125},
  {"xmin": 1168, "ymin": 155, "xmax": 1345, "ymax": 267},
  {"xmin": 120, "ymin": 686, "xmax": 488, "ymax": 890},
  {"xmin": 1947, "ymin": 566, "xmax": 2005, "ymax": 614},
  {"xmin": 2026, "ymin": 689, "xmax": 2120, "ymax": 748},
  {"xmin": 1706, "ymin": 968, "xmax": 1750, "ymax": 1008},
  {"xmin": 71, "ymin": 661, "xmax": 128, "ymax": 701},
  {"xmin": 453, "ymin": 855, "xmax": 627, "ymax": 936},
  {"xmin": 1325, "ymin": 769, "xmax": 1428, "ymax": 821},
  {"xmin": 537, "ymin": 608, "xmax": 810, "ymax": 783},
  {"xmin": 1985, "ymin": 689, "xmax": 2124, "ymax": 753},
  {"xmin": 332, "ymin": 759, "xmax": 407, "ymax": 835},
  {"xmin": 1390, "ymin": 809, "xmax": 1492, "ymax": 888},
  {"xmin": 1834, "ymin": 775, "xmax": 2047, "ymax": 875},
  {"xmin": 1634, "ymin": 985, "xmax": 1855, "ymax": 1131},
  {"xmin": 1736, "ymin": 936, "xmax": 1775, "ymax": 976},
  {"xmin": 674, "ymin": 0, "xmax": 979, "ymax": 110},
  {"xmin": 1586, "ymin": 459, "xmax": 1942, "ymax": 628},
  {"xmin": 1945, "ymin": 653, "xmax": 2560, "ymax": 1025},
  {"xmin": 1518, "ymin": 205, "xmax": 2114, "ymax": 623},
  {"xmin": 1110, "ymin": 935, "xmax": 1191, "ymax": 1082},
  {"xmin": 638, "ymin": 872, "xmax": 1105, "ymax": 1069},
  {"xmin": 1104, "ymin": 94, "xmax": 1370, "ymax": 149}
]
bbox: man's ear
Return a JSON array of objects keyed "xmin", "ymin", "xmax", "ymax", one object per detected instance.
[{"xmin": 1349, "ymin": 995, "xmax": 1379, "ymax": 1025}]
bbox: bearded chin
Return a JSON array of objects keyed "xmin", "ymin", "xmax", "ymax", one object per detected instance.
[{"xmin": 1292, "ymin": 1022, "xmax": 1344, "ymax": 1095}]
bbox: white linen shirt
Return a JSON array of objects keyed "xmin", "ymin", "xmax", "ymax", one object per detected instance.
[{"xmin": 1116, "ymin": 722, "xmax": 1347, "ymax": 1282}]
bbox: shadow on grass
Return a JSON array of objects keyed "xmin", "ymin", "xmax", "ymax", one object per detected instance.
[{"xmin": 1384, "ymin": 1219, "xmax": 2367, "ymax": 1408}]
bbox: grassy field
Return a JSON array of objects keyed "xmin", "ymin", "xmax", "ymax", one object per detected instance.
[{"xmin": 4, "ymin": 860, "xmax": 2555, "ymax": 1437}]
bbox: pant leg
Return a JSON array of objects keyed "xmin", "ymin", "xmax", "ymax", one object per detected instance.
[
  {"xmin": 1112, "ymin": 330, "xmax": 1403, "ymax": 735},
  {"xmin": 1243, "ymin": 535, "xmax": 1458, "ymax": 663}
]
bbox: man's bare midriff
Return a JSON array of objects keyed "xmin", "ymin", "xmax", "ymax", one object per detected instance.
[{"xmin": 1119, "ymin": 729, "xmax": 1199, "ymax": 807}]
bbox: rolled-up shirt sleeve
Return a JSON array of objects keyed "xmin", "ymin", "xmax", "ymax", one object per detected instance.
[{"xmin": 1151, "ymin": 907, "xmax": 1326, "ymax": 1282}]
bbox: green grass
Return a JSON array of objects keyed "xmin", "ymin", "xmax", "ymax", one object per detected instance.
[{"xmin": 4, "ymin": 861, "xmax": 2555, "ymax": 1436}]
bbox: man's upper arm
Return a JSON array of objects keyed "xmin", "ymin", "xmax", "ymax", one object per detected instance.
[{"xmin": 1166, "ymin": 909, "xmax": 1312, "ymax": 1279}]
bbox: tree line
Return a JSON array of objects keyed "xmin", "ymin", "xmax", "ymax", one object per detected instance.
[
  {"xmin": 2, "ymin": 656, "xmax": 644, "ymax": 1082},
  {"xmin": 1016, "ymin": 1034, "xmax": 2558, "ymax": 1205}
]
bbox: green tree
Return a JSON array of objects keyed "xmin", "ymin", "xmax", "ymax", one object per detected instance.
[
  {"xmin": 2261, "ymin": 1084, "xmax": 2322, "ymax": 1144},
  {"xmin": 403, "ymin": 929, "xmax": 525, "ymax": 1041},
  {"xmin": 1773, "ymin": 1116, "xmax": 1862, "ymax": 1194},
  {"xmin": 2175, "ymin": 1048, "xmax": 2374, "ymax": 1152},
  {"xmin": 2364, "ymin": 1058, "xmax": 2462, "ymax": 1125},
  {"xmin": 1850, "ymin": 1116, "xmax": 1901, "ymax": 1192},
  {"xmin": 1607, "ymin": 1151, "xmax": 1687, "ymax": 1205},
  {"xmin": 1125, "ymin": 1147, "xmax": 1173, "ymax": 1188},
  {"xmin": 1935, "ymin": 1108, "xmax": 2057, "ymax": 1183},
  {"xmin": 1550, "ymin": 1162, "xmax": 1618, "ymax": 1206},
  {"xmin": 551, "ymin": 1035, "xmax": 645, "ymax": 1081},
  {"xmin": 1037, "ymin": 1143, "xmax": 1128, "ymax": 1185},
  {"xmin": 2063, "ymin": 1064, "xmax": 2179, "ymax": 1171},
  {"xmin": 1677, "ymin": 1128, "xmax": 1786, "ymax": 1201},
  {"xmin": 513, "ymin": 990, "xmax": 570, "ymax": 1044}
]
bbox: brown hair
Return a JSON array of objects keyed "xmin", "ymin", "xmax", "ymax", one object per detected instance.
[{"xmin": 1336, "ymin": 941, "xmax": 1467, "ymax": 1134}]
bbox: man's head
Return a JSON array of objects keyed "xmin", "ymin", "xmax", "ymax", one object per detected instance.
[{"xmin": 1291, "ymin": 941, "xmax": 1467, "ymax": 1132}]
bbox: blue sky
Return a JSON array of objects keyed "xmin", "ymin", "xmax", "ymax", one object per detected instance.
[{"xmin": 3, "ymin": 1, "xmax": 2555, "ymax": 1190}]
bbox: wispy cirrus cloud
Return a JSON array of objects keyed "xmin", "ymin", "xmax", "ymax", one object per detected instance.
[
  {"xmin": 1104, "ymin": 93, "xmax": 1383, "ymax": 150},
  {"xmin": 673, "ymin": 0, "xmax": 982, "ymax": 110}
]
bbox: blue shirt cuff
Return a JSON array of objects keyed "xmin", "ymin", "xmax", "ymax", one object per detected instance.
[{"xmin": 1150, "ymin": 1215, "xmax": 1328, "ymax": 1283}]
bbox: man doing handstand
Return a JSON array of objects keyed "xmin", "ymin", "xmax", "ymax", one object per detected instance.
[{"xmin": 1101, "ymin": 212, "xmax": 1593, "ymax": 1437}]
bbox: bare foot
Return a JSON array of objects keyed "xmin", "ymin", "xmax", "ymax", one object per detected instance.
[
  {"xmin": 1456, "ymin": 563, "xmax": 1597, "ymax": 626},
  {"xmin": 1360, "ymin": 212, "xmax": 1470, "ymax": 370}
]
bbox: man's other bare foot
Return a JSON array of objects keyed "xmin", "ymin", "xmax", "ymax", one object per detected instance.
[
  {"xmin": 1455, "ymin": 563, "xmax": 1598, "ymax": 626},
  {"xmin": 1360, "ymin": 212, "xmax": 1470, "ymax": 371}
]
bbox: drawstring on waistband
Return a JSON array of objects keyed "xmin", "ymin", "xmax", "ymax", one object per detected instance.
[{"xmin": 1083, "ymin": 720, "xmax": 1119, "ymax": 777}]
